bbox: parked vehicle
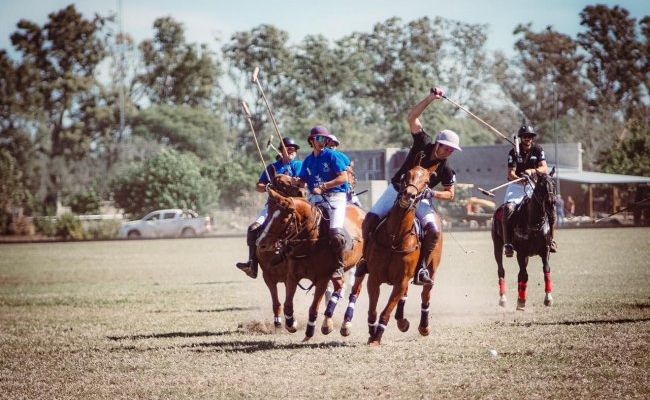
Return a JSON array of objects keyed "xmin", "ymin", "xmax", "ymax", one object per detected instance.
[{"xmin": 118, "ymin": 209, "xmax": 212, "ymax": 239}]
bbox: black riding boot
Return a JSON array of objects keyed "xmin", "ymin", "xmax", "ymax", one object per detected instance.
[
  {"xmin": 236, "ymin": 222, "xmax": 262, "ymax": 278},
  {"xmin": 502, "ymin": 203, "xmax": 515, "ymax": 257},
  {"xmin": 329, "ymin": 228, "xmax": 346, "ymax": 279},
  {"xmin": 413, "ymin": 224, "xmax": 438, "ymax": 286},
  {"xmin": 358, "ymin": 212, "xmax": 381, "ymax": 274}
]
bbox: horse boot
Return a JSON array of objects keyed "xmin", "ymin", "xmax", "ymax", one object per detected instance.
[
  {"xmin": 329, "ymin": 228, "xmax": 346, "ymax": 281},
  {"xmin": 502, "ymin": 203, "xmax": 515, "ymax": 258},
  {"xmin": 358, "ymin": 212, "xmax": 381, "ymax": 274},
  {"xmin": 413, "ymin": 223, "xmax": 437, "ymax": 286},
  {"xmin": 236, "ymin": 222, "xmax": 263, "ymax": 278}
]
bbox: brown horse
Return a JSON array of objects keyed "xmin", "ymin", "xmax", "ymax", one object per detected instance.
[
  {"xmin": 254, "ymin": 171, "xmax": 306, "ymax": 329},
  {"xmin": 256, "ymin": 183, "xmax": 364, "ymax": 341},
  {"xmin": 343, "ymin": 164, "xmax": 443, "ymax": 346}
]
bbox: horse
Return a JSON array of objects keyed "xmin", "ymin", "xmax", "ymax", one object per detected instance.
[
  {"xmin": 256, "ymin": 179, "xmax": 365, "ymax": 342},
  {"xmin": 491, "ymin": 171, "xmax": 556, "ymax": 310},
  {"xmin": 254, "ymin": 169, "xmax": 306, "ymax": 329},
  {"xmin": 342, "ymin": 164, "xmax": 443, "ymax": 346}
]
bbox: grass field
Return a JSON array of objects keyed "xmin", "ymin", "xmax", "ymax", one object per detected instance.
[{"xmin": 1, "ymin": 227, "xmax": 649, "ymax": 399}]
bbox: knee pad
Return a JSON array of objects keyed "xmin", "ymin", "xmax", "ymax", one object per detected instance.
[
  {"xmin": 247, "ymin": 222, "xmax": 263, "ymax": 246},
  {"xmin": 329, "ymin": 228, "xmax": 346, "ymax": 250}
]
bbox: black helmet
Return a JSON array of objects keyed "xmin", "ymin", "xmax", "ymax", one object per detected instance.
[
  {"xmin": 280, "ymin": 137, "xmax": 300, "ymax": 150},
  {"xmin": 517, "ymin": 125, "xmax": 537, "ymax": 137}
]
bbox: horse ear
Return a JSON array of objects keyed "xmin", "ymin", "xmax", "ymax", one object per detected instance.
[{"xmin": 549, "ymin": 166, "xmax": 556, "ymax": 177}]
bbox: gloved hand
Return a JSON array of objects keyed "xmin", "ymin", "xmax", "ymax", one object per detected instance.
[
  {"xmin": 430, "ymin": 87, "xmax": 445, "ymax": 98},
  {"xmin": 312, "ymin": 184, "xmax": 325, "ymax": 196},
  {"xmin": 422, "ymin": 188, "xmax": 434, "ymax": 200}
]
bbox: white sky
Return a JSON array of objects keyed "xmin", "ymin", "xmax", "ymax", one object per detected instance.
[{"xmin": 1, "ymin": 0, "xmax": 648, "ymax": 58}]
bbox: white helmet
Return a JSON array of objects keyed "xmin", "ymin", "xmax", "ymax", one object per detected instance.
[
  {"xmin": 436, "ymin": 129, "xmax": 462, "ymax": 151},
  {"xmin": 329, "ymin": 134, "xmax": 340, "ymax": 146}
]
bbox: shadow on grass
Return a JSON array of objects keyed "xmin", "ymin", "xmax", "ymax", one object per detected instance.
[
  {"xmin": 512, "ymin": 316, "xmax": 650, "ymax": 327},
  {"xmin": 107, "ymin": 330, "xmax": 236, "ymax": 341},
  {"xmin": 108, "ymin": 331, "xmax": 356, "ymax": 353}
]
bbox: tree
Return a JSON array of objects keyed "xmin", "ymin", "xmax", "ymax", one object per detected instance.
[
  {"xmin": 110, "ymin": 149, "xmax": 217, "ymax": 216},
  {"xmin": 137, "ymin": 17, "xmax": 222, "ymax": 108},
  {"xmin": 598, "ymin": 121, "xmax": 650, "ymax": 177},
  {"xmin": 130, "ymin": 105, "xmax": 234, "ymax": 160},
  {"xmin": 9, "ymin": 5, "xmax": 108, "ymax": 214}
]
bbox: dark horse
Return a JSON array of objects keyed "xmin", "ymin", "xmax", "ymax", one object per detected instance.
[
  {"xmin": 256, "ymin": 180, "xmax": 365, "ymax": 342},
  {"xmin": 254, "ymin": 171, "xmax": 307, "ymax": 329},
  {"xmin": 343, "ymin": 164, "xmax": 444, "ymax": 346},
  {"xmin": 491, "ymin": 171, "xmax": 556, "ymax": 310}
]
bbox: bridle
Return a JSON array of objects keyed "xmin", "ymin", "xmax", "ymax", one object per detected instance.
[
  {"xmin": 526, "ymin": 175, "xmax": 556, "ymax": 231},
  {"xmin": 262, "ymin": 196, "xmax": 323, "ymax": 255}
]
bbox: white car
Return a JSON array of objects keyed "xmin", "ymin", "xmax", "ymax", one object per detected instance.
[{"xmin": 118, "ymin": 209, "xmax": 212, "ymax": 239}]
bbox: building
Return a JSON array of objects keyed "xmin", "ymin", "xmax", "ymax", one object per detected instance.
[{"xmin": 345, "ymin": 143, "xmax": 650, "ymax": 221}]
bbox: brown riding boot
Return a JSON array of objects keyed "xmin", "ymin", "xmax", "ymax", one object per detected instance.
[
  {"xmin": 359, "ymin": 213, "xmax": 381, "ymax": 272},
  {"xmin": 329, "ymin": 228, "xmax": 346, "ymax": 279},
  {"xmin": 413, "ymin": 225, "xmax": 438, "ymax": 286},
  {"xmin": 501, "ymin": 203, "xmax": 515, "ymax": 257}
]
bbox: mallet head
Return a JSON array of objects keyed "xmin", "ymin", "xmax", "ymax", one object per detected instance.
[{"xmin": 478, "ymin": 188, "xmax": 496, "ymax": 197}]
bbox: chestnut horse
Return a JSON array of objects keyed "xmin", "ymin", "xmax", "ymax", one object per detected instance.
[
  {"xmin": 254, "ymin": 172, "xmax": 306, "ymax": 329},
  {"xmin": 256, "ymin": 182, "xmax": 365, "ymax": 341},
  {"xmin": 343, "ymin": 164, "xmax": 443, "ymax": 345},
  {"xmin": 491, "ymin": 171, "xmax": 556, "ymax": 310}
]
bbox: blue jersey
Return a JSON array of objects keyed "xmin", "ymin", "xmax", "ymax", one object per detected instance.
[
  {"xmin": 298, "ymin": 148, "xmax": 347, "ymax": 193},
  {"xmin": 258, "ymin": 159, "xmax": 302, "ymax": 184}
]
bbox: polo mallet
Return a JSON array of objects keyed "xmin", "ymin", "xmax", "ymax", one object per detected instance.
[
  {"xmin": 241, "ymin": 101, "xmax": 273, "ymax": 184},
  {"xmin": 478, "ymin": 177, "xmax": 526, "ymax": 197},
  {"xmin": 251, "ymin": 67, "xmax": 288, "ymax": 159},
  {"xmin": 593, "ymin": 197, "xmax": 650, "ymax": 224},
  {"xmin": 440, "ymin": 92, "xmax": 515, "ymax": 146}
]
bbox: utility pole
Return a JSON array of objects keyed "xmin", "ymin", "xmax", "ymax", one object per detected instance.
[{"xmin": 553, "ymin": 82, "xmax": 560, "ymax": 195}]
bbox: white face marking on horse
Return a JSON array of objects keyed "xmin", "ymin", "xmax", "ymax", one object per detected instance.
[{"xmin": 257, "ymin": 209, "xmax": 281, "ymax": 245}]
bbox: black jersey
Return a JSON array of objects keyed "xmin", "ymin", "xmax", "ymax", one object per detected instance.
[
  {"xmin": 390, "ymin": 129, "xmax": 456, "ymax": 191},
  {"xmin": 507, "ymin": 143, "xmax": 546, "ymax": 176}
]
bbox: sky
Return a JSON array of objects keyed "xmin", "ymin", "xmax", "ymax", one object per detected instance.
[{"xmin": 1, "ymin": 0, "xmax": 648, "ymax": 58}]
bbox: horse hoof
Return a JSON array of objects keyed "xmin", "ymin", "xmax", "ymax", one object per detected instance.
[
  {"xmin": 340, "ymin": 321, "xmax": 352, "ymax": 337},
  {"xmin": 368, "ymin": 340, "xmax": 381, "ymax": 347},
  {"xmin": 418, "ymin": 325, "xmax": 430, "ymax": 336},
  {"xmin": 302, "ymin": 336, "xmax": 312, "ymax": 343},
  {"xmin": 321, "ymin": 318, "xmax": 334, "ymax": 335},
  {"xmin": 499, "ymin": 295, "xmax": 507, "ymax": 308},
  {"xmin": 544, "ymin": 293, "xmax": 553, "ymax": 307},
  {"xmin": 397, "ymin": 318, "xmax": 410, "ymax": 332},
  {"xmin": 286, "ymin": 321, "xmax": 298, "ymax": 333},
  {"xmin": 516, "ymin": 299, "xmax": 526, "ymax": 311}
]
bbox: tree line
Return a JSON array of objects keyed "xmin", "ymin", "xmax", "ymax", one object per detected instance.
[{"xmin": 0, "ymin": 4, "xmax": 648, "ymax": 231}]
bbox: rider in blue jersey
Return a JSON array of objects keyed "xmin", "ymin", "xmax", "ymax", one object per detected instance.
[{"xmin": 236, "ymin": 137, "xmax": 302, "ymax": 279}]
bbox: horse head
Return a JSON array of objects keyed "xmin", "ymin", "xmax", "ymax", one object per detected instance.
[
  {"xmin": 532, "ymin": 172, "xmax": 556, "ymax": 211},
  {"xmin": 397, "ymin": 165, "xmax": 432, "ymax": 209},
  {"xmin": 257, "ymin": 187, "xmax": 319, "ymax": 255},
  {"xmin": 272, "ymin": 173, "xmax": 307, "ymax": 198}
]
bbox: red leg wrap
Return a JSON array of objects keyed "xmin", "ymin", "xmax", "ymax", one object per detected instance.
[
  {"xmin": 518, "ymin": 282, "xmax": 528, "ymax": 300},
  {"xmin": 499, "ymin": 277, "xmax": 506, "ymax": 296},
  {"xmin": 544, "ymin": 272, "xmax": 552, "ymax": 293}
]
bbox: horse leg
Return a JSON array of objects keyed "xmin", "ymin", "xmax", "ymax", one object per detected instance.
[
  {"xmin": 341, "ymin": 271, "xmax": 366, "ymax": 337},
  {"xmin": 418, "ymin": 284, "xmax": 432, "ymax": 336},
  {"xmin": 370, "ymin": 282, "xmax": 407, "ymax": 346},
  {"xmin": 516, "ymin": 253, "xmax": 529, "ymax": 311},
  {"xmin": 366, "ymin": 277, "xmax": 380, "ymax": 345},
  {"xmin": 264, "ymin": 278, "xmax": 283, "ymax": 329},
  {"xmin": 493, "ymin": 225, "xmax": 507, "ymax": 307},
  {"xmin": 543, "ymin": 251, "xmax": 553, "ymax": 306},
  {"xmin": 321, "ymin": 275, "xmax": 345, "ymax": 335},
  {"xmin": 394, "ymin": 293, "xmax": 410, "ymax": 333},
  {"xmin": 284, "ymin": 278, "xmax": 299, "ymax": 333},
  {"xmin": 306, "ymin": 282, "xmax": 328, "ymax": 341}
]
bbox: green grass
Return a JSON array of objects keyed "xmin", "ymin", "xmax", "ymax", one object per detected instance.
[{"xmin": 1, "ymin": 228, "xmax": 649, "ymax": 399}]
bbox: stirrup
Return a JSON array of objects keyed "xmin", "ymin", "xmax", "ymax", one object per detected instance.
[
  {"xmin": 413, "ymin": 268, "xmax": 433, "ymax": 286},
  {"xmin": 503, "ymin": 244, "xmax": 514, "ymax": 258},
  {"xmin": 550, "ymin": 240, "xmax": 557, "ymax": 253}
]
